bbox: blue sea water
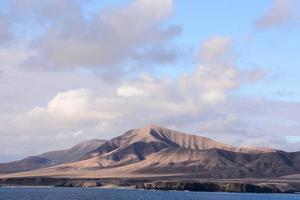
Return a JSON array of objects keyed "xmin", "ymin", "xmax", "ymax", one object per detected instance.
[{"xmin": 0, "ymin": 187, "xmax": 299, "ymax": 200}]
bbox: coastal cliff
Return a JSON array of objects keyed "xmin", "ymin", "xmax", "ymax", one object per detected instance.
[
  {"xmin": 136, "ymin": 181, "xmax": 297, "ymax": 193},
  {"xmin": 0, "ymin": 177, "xmax": 299, "ymax": 193}
]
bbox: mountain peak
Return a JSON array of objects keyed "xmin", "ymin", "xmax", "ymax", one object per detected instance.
[
  {"xmin": 140, "ymin": 124, "xmax": 165, "ymax": 132},
  {"xmin": 131, "ymin": 125, "xmax": 275, "ymax": 154},
  {"xmin": 123, "ymin": 125, "xmax": 234, "ymax": 152},
  {"xmin": 133, "ymin": 125, "xmax": 186, "ymax": 141}
]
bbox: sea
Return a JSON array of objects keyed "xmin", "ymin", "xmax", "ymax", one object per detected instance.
[{"xmin": 0, "ymin": 187, "xmax": 299, "ymax": 200}]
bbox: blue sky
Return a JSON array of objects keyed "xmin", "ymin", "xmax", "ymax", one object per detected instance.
[
  {"xmin": 0, "ymin": 0, "xmax": 300, "ymax": 161},
  {"xmin": 172, "ymin": 0, "xmax": 300, "ymax": 101},
  {"xmin": 67, "ymin": 0, "xmax": 300, "ymax": 102}
]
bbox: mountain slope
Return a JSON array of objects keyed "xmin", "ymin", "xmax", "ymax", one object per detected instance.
[
  {"xmin": 133, "ymin": 148, "xmax": 300, "ymax": 178},
  {"xmin": 1, "ymin": 125, "xmax": 299, "ymax": 179},
  {"xmin": 41, "ymin": 139, "xmax": 106, "ymax": 163},
  {"xmin": 86, "ymin": 125, "xmax": 274, "ymax": 163},
  {"xmin": 0, "ymin": 139, "xmax": 106, "ymax": 174}
]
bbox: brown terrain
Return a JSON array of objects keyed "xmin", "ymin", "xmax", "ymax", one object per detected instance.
[
  {"xmin": 0, "ymin": 139, "xmax": 106, "ymax": 174},
  {"xmin": 0, "ymin": 125, "xmax": 300, "ymax": 193}
]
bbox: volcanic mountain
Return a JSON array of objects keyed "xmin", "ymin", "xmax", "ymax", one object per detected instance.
[
  {"xmin": 0, "ymin": 139, "xmax": 106, "ymax": 174},
  {"xmin": 1, "ymin": 125, "xmax": 300, "ymax": 179}
]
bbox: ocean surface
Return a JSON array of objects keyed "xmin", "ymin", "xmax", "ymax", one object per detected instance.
[{"xmin": 0, "ymin": 187, "xmax": 300, "ymax": 200}]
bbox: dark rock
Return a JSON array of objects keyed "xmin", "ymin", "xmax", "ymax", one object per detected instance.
[
  {"xmin": 136, "ymin": 181, "xmax": 296, "ymax": 193},
  {"xmin": 54, "ymin": 181, "xmax": 102, "ymax": 187}
]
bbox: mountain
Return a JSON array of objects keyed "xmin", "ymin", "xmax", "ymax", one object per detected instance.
[
  {"xmin": 40, "ymin": 139, "xmax": 106, "ymax": 163},
  {"xmin": 0, "ymin": 125, "xmax": 299, "ymax": 179},
  {"xmin": 82, "ymin": 125, "xmax": 276, "ymax": 169},
  {"xmin": 0, "ymin": 139, "xmax": 106, "ymax": 174}
]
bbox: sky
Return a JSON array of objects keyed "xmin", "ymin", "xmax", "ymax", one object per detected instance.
[{"xmin": 0, "ymin": 0, "xmax": 300, "ymax": 162}]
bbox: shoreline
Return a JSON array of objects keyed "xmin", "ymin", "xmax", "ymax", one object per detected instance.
[
  {"xmin": 1, "ymin": 185, "xmax": 300, "ymax": 195},
  {"xmin": 1, "ymin": 176, "xmax": 300, "ymax": 194}
]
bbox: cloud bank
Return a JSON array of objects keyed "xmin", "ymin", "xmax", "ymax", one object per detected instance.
[
  {"xmin": 10, "ymin": 0, "xmax": 181, "ymax": 73},
  {"xmin": 3, "ymin": 35, "xmax": 290, "ymax": 161}
]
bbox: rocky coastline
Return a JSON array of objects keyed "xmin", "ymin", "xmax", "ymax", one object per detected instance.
[
  {"xmin": 136, "ymin": 181, "xmax": 298, "ymax": 193},
  {"xmin": 1, "ymin": 177, "xmax": 300, "ymax": 193}
]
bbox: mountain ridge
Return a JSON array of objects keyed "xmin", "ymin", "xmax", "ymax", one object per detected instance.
[
  {"xmin": 0, "ymin": 125, "xmax": 299, "ymax": 179},
  {"xmin": 86, "ymin": 125, "xmax": 276, "ymax": 159},
  {"xmin": 0, "ymin": 139, "xmax": 106, "ymax": 174}
]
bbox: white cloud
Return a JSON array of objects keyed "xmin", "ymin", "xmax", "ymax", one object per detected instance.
[
  {"xmin": 200, "ymin": 36, "xmax": 232, "ymax": 62},
  {"xmin": 200, "ymin": 90, "xmax": 225, "ymax": 104},
  {"xmin": 117, "ymin": 85, "xmax": 146, "ymax": 97},
  {"xmin": 10, "ymin": 0, "xmax": 181, "ymax": 72},
  {"xmin": 45, "ymin": 89, "xmax": 94, "ymax": 121},
  {"xmin": 27, "ymin": 89, "xmax": 121, "ymax": 125},
  {"xmin": 256, "ymin": 0, "xmax": 299, "ymax": 29}
]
